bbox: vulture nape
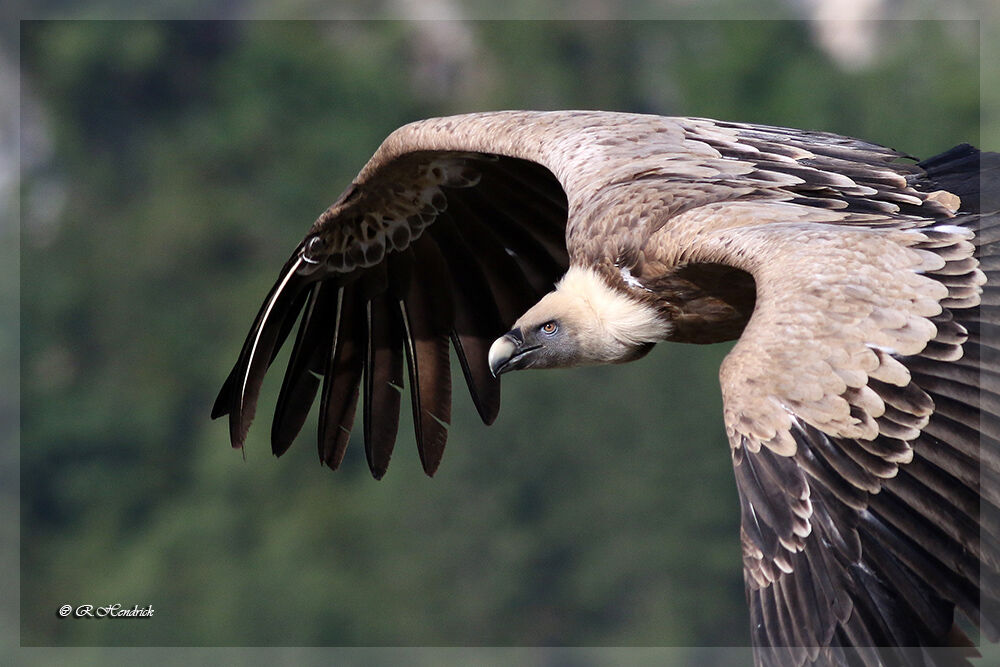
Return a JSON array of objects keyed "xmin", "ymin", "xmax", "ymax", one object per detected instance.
[{"xmin": 213, "ymin": 111, "xmax": 1000, "ymax": 665}]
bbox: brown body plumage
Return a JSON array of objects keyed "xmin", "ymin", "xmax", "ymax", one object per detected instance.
[{"xmin": 214, "ymin": 111, "xmax": 999, "ymax": 665}]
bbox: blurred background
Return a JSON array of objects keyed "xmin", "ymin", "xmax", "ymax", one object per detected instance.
[{"xmin": 12, "ymin": 13, "xmax": 995, "ymax": 662}]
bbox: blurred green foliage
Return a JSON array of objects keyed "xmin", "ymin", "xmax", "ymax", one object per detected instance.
[{"xmin": 19, "ymin": 19, "xmax": 983, "ymax": 650}]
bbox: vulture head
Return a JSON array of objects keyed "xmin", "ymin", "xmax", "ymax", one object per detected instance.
[{"xmin": 489, "ymin": 265, "xmax": 670, "ymax": 375}]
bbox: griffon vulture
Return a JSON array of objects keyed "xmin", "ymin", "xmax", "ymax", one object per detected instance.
[{"xmin": 213, "ymin": 111, "xmax": 999, "ymax": 665}]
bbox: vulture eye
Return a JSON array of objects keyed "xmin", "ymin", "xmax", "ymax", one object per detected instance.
[{"xmin": 540, "ymin": 321, "xmax": 559, "ymax": 336}]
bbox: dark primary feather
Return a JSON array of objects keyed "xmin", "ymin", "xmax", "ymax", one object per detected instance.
[
  {"xmin": 431, "ymin": 216, "xmax": 506, "ymax": 424},
  {"xmin": 214, "ymin": 250, "xmax": 313, "ymax": 448},
  {"xmin": 271, "ymin": 284, "xmax": 326, "ymax": 456},
  {"xmin": 317, "ymin": 285, "xmax": 364, "ymax": 469},
  {"xmin": 399, "ymin": 235, "xmax": 454, "ymax": 475},
  {"xmin": 363, "ymin": 292, "xmax": 405, "ymax": 479}
]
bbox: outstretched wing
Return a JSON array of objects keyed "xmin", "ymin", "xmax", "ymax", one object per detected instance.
[
  {"xmin": 675, "ymin": 143, "xmax": 1000, "ymax": 664},
  {"xmin": 212, "ymin": 116, "xmax": 573, "ymax": 477}
]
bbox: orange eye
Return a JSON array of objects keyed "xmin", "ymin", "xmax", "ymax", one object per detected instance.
[{"xmin": 540, "ymin": 321, "xmax": 558, "ymax": 335}]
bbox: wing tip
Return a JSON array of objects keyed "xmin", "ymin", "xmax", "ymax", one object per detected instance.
[
  {"xmin": 210, "ymin": 399, "xmax": 230, "ymax": 421},
  {"xmin": 228, "ymin": 407, "xmax": 252, "ymax": 450},
  {"xmin": 211, "ymin": 368, "xmax": 237, "ymax": 420},
  {"xmin": 481, "ymin": 406, "xmax": 500, "ymax": 426}
]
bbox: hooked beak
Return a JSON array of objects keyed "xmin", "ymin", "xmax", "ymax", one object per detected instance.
[{"xmin": 489, "ymin": 328, "xmax": 538, "ymax": 377}]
